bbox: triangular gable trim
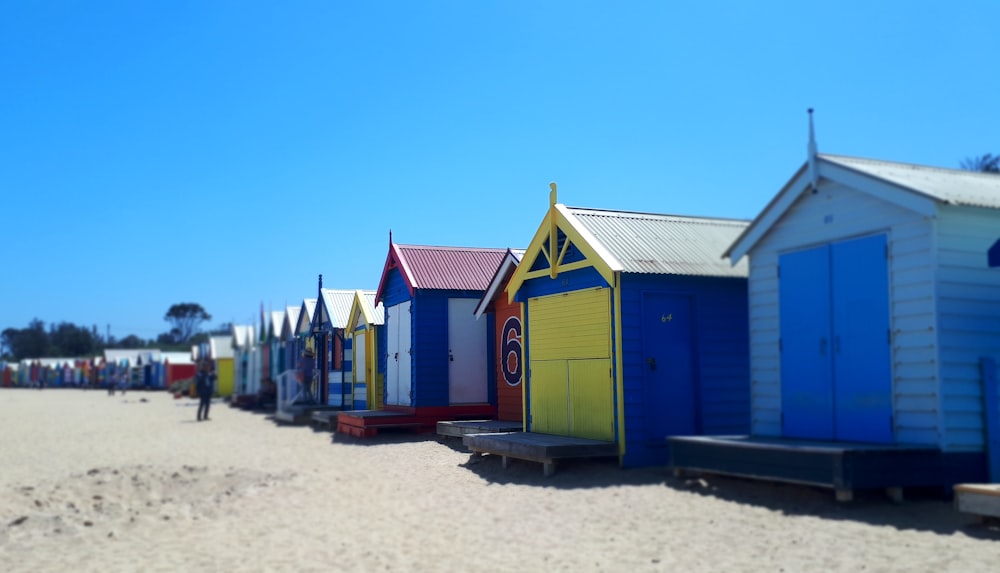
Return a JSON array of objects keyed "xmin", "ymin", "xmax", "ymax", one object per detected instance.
[
  {"xmin": 375, "ymin": 242, "xmax": 417, "ymax": 303},
  {"xmin": 474, "ymin": 249, "xmax": 522, "ymax": 319},
  {"xmin": 346, "ymin": 290, "xmax": 375, "ymax": 333},
  {"xmin": 296, "ymin": 299, "xmax": 316, "ymax": 337},
  {"xmin": 724, "ymin": 156, "xmax": 940, "ymax": 263},
  {"xmin": 507, "ymin": 195, "xmax": 623, "ymax": 302}
]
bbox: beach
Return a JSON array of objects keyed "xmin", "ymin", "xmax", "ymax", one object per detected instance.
[{"xmin": 0, "ymin": 390, "xmax": 996, "ymax": 572}]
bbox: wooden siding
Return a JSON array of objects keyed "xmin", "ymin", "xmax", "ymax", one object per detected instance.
[
  {"xmin": 619, "ymin": 273, "xmax": 750, "ymax": 467},
  {"xmin": 747, "ymin": 180, "xmax": 939, "ymax": 444},
  {"xmin": 936, "ymin": 205, "xmax": 1000, "ymax": 452},
  {"xmin": 410, "ymin": 289, "xmax": 489, "ymax": 408},
  {"xmin": 494, "ymin": 296, "xmax": 524, "ymax": 422}
]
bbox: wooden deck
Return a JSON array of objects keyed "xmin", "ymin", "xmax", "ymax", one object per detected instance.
[
  {"xmin": 954, "ymin": 483, "xmax": 1000, "ymax": 521},
  {"xmin": 463, "ymin": 432, "xmax": 618, "ymax": 476},
  {"xmin": 310, "ymin": 410, "xmax": 340, "ymax": 429},
  {"xmin": 668, "ymin": 435, "xmax": 942, "ymax": 501},
  {"xmin": 337, "ymin": 405, "xmax": 496, "ymax": 438},
  {"xmin": 436, "ymin": 419, "xmax": 523, "ymax": 438},
  {"xmin": 274, "ymin": 404, "xmax": 339, "ymax": 425}
]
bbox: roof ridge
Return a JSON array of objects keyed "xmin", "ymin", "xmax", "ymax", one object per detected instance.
[
  {"xmin": 567, "ymin": 205, "xmax": 750, "ymax": 224},
  {"xmin": 821, "ymin": 153, "xmax": 1000, "ymax": 179}
]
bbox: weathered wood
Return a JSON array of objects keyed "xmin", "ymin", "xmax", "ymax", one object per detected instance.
[
  {"xmin": 501, "ymin": 456, "xmax": 511, "ymax": 469},
  {"xmin": 668, "ymin": 435, "xmax": 942, "ymax": 494},
  {"xmin": 835, "ymin": 488, "xmax": 854, "ymax": 503},
  {"xmin": 543, "ymin": 461, "xmax": 556, "ymax": 477},
  {"xmin": 462, "ymin": 432, "xmax": 617, "ymax": 476},
  {"xmin": 955, "ymin": 484, "xmax": 1000, "ymax": 519},
  {"xmin": 436, "ymin": 419, "xmax": 523, "ymax": 438}
]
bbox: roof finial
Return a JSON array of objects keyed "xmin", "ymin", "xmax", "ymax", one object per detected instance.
[
  {"xmin": 807, "ymin": 108, "xmax": 819, "ymax": 193},
  {"xmin": 549, "ymin": 182, "xmax": 557, "ymax": 207},
  {"xmin": 318, "ymin": 273, "xmax": 323, "ymax": 293},
  {"xmin": 388, "ymin": 229, "xmax": 393, "ymax": 246}
]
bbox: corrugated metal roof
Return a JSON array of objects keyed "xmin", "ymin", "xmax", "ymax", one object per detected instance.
[
  {"xmin": 319, "ymin": 289, "xmax": 360, "ymax": 329},
  {"xmin": 283, "ymin": 306, "xmax": 300, "ymax": 340},
  {"xmin": 823, "ymin": 154, "xmax": 1000, "ymax": 208},
  {"xmin": 232, "ymin": 325, "xmax": 250, "ymax": 348},
  {"xmin": 474, "ymin": 248, "xmax": 526, "ymax": 318},
  {"xmin": 397, "ymin": 244, "xmax": 508, "ymax": 291},
  {"xmin": 361, "ymin": 291, "xmax": 384, "ymax": 326},
  {"xmin": 296, "ymin": 299, "xmax": 317, "ymax": 335},
  {"xmin": 161, "ymin": 351, "xmax": 193, "ymax": 365},
  {"xmin": 566, "ymin": 207, "xmax": 750, "ymax": 277},
  {"xmin": 209, "ymin": 336, "xmax": 234, "ymax": 359},
  {"xmin": 269, "ymin": 311, "xmax": 284, "ymax": 338}
]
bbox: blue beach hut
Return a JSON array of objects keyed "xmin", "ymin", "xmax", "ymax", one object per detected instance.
[
  {"xmin": 336, "ymin": 237, "xmax": 507, "ymax": 436},
  {"xmin": 467, "ymin": 187, "xmax": 751, "ymax": 469},
  {"xmin": 669, "ymin": 141, "xmax": 1000, "ymax": 498}
]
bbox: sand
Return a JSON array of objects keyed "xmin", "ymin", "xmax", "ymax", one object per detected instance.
[{"xmin": 0, "ymin": 390, "xmax": 997, "ymax": 572}]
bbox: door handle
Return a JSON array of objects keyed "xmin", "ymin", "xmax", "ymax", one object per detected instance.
[{"xmin": 646, "ymin": 357, "xmax": 656, "ymax": 371}]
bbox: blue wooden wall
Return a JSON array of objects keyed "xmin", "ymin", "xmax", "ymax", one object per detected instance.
[{"xmin": 620, "ymin": 274, "xmax": 750, "ymax": 467}]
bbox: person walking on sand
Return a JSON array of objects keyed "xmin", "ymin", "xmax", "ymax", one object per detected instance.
[{"xmin": 196, "ymin": 360, "xmax": 216, "ymax": 422}]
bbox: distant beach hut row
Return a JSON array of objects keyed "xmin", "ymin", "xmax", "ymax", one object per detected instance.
[{"xmin": 2, "ymin": 349, "xmax": 195, "ymax": 389}]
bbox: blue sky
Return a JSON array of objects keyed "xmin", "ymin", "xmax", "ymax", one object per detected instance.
[{"xmin": 2, "ymin": 1, "xmax": 998, "ymax": 342}]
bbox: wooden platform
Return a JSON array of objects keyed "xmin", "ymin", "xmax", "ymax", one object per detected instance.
[
  {"xmin": 310, "ymin": 410, "xmax": 340, "ymax": 429},
  {"xmin": 274, "ymin": 404, "xmax": 339, "ymax": 425},
  {"xmin": 463, "ymin": 432, "xmax": 618, "ymax": 476},
  {"xmin": 668, "ymin": 435, "xmax": 942, "ymax": 501},
  {"xmin": 436, "ymin": 419, "xmax": 523, "ymax": 438},
  {"xmin": 954, "ymin": 483, "xmax": 1000, "ymax": 521},
  {"xmin": 337, "ymin": 405, "xmax": 496, "ymax": 438}
]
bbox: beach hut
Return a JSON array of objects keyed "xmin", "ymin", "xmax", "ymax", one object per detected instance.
[
  {"xmin": 336, "ymin": 239, "xmax": 506, "ymax": 436},
  {"xmin": 669, "ymin": 139, "xmax": 1000, "ymax": 498},
  {"xmin": 294, "ymin": 298, "xmax": 318, "ymax": 398},
  {"xmin": 465, "ymin": 188, "xmax": 751, "ymax": 470},
  {"xmin": 162, "ymin": 351, "xmax": 196, "ymax": 391},
  {"xmin": 346, "ymin": 289, "xmax": 384, "ymax": 411},
  {"xmin": 313, "ymin": 281, "xmax": 359, "ymax": 408},
  {"xmin": 208, "ymin": 335, "xmax": 235, "ymax": 397},
  {"xmin": 473, "ymin": 249, "xmax": 527, "ymax": 424},
  {"xmin": 231, "ymin": 324, "xmax": 259, "ymax": 404},
  {"xmin": 276, "ymin": 305, "xmax": 303, "ymax": 408}
]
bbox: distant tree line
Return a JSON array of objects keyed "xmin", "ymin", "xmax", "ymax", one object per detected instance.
[
  {"xmin": 962, "ymin": 153, "xmax": 1000, "ymax": 174},
  {"xmin": 1, "ymin": 303, "xmax": 230, "ymax": 361}
]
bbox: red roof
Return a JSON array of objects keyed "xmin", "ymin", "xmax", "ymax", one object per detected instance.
[{"xmin": 376, "ymin": 243, "xmax": 508, "ymax": 302}]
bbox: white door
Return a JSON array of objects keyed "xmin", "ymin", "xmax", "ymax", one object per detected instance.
[
  {"xmin": 448, "ymin": 298, "xmax": 488, "ymax": 404},
  {"xmin": 355, "ymin": 331, "xmax": 367, "ymax": 384},
  {"xmin": 386, "ymin": 301, "xmax": 411, "ymax": 406}
]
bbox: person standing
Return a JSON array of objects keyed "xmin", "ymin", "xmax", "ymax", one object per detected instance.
[{"xmin": 196, "ymin": 360, "xmax": 216, "ymax": 422}]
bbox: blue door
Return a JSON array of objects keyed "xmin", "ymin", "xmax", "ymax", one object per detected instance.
[
  {"xmin": 642, "ymin": 293, "xmax": 697, "ymax": 439},
  {"xmin": 779, "ymin": 245, "xmax": 834, "ymax": 440},
  {"xmin": 831, "ymin": 234, "xmax": 893, "ymax": 443},
  {"xmin": 779, "ymin": 234, "xmax": 893, "ymax": 444}
]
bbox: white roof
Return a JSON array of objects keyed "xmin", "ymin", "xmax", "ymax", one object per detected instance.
[
  {"xmin": 161, "ymin": 352, "xmax": 194, "ymax": 365},
  {"xmin": 725, "ymin": 153, "xmax": 1000, "ymax": 263},
  {"xmin": 474, "ymin": 249, "xmax": 525, "ymax": 319},
  {"xmin": 320, "ymin": 289, "xmax": 369, "ymax": 329},
  {"xmin": 209, "ymin": 336, "xmax": 234, "ymax": 359},
  {"xmin": 104, "ymin": 348, "xmax": 162, "ymax": 364},
  {"xmin": 282, "ymin": 305, "xmax": 301, "ymax": 340},
  {"xmin": 823, "ymin": 154, "xmax": 1000, "ymax": 208}
]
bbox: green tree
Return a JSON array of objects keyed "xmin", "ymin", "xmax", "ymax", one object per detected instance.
[
  {"xmin": 961, "ymin": 153, "xmax": 1000, "ymax": 173},
  {"xmin": 163, "ymin": 303, "xmax": 212, "ymax": 343},
  {"xmin": 1, "ymin": 319, "xmax": 50, "ymax": 360},
  {"xmin": 49, "ymin": 322, "xmax": 99, "ymax": 357}
]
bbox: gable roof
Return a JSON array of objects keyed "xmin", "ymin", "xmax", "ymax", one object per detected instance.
[
  {"xmin": 282, "ymin": 306, "xmax": 300, "ymax": 341},
  {"xmin": 317, "ymin": 289, "xmax": 359, "ymax": 330},
  {"xmin": 296, "ymin": 299, "xmax": 317, "ymax": 336},
  {"xmin": 231, "ymin": 324, "xmax": 254, "ymax": 349},
  {"xmin": 346, "ymin": 290, "xmax": 383, "ymax": 332},
  {"xmin": 375, "ymin": 242, "xmax": 508, "ymax": 302},
  {"xmin": 724, "ymin": 153, "xmax": 1000, "ymax": 263},
  {"xmin": 208, "ymin": 336, "xmax": 234, "ymax": 359},
  {"xmin": 507, "ymin": 189, "xmax": 749, "ymax": 301},
  {"xmin": 474, "ymin": 248, "xmax": 526, "ymax": 319},
  {"xmin": 269, "ymin": 311, "xmax": 284, "ymax": 339},
  {"xmin": 567, "ymin": 207, "xmax": 750, "ymax": 277}
]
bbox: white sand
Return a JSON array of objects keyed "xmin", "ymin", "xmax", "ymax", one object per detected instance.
[{"xmin": 0, "ymin": 390, "xmax": 997, "ymax": 572}]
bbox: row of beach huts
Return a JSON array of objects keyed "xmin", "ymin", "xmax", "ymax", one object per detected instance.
[{"xmin": 6, "ymin": 140, "xmax": 1000, "ymax": 512}]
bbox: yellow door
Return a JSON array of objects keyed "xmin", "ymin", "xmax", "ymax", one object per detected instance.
[{"xmin": 528, "ymin": 288, "xmax": 614, "ymax": 440}]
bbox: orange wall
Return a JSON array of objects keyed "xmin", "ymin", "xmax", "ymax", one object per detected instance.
[{"xmin": 494, "ymin": 298, "xmax": 524, "ymax": 422}]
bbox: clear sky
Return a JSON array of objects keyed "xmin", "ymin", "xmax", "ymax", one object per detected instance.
[{"xmin": 2, "ymin": 1, "xmax": 998, "ymax": 342}]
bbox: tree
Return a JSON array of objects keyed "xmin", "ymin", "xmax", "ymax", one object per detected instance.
[
  {"xmin": 49, "ymin": 322, "xmax": 99, "ymax": 357},
  {"xmin": 1, "ymin": 319, "xmax": 50, "ymax": 360},
  {"xmin": 163, "ymin": 303, "xmax": 212, "ymax": 343},
  {"xmin": 961, "ymin": 153, "xmax": 1000, "ymax": 173},
  {"xmin": 117, "ymin": 334, "xmax": 145, "ymax": 349}
]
